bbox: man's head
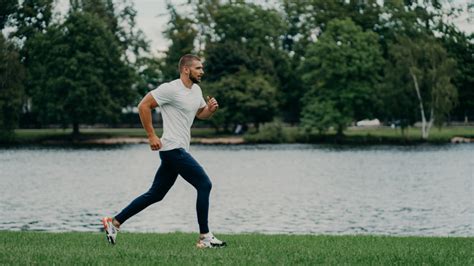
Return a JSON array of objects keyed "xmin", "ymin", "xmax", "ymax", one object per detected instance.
[{"xmin": 179, "ymin": 54, "xmax": 204, "ymax": 84}]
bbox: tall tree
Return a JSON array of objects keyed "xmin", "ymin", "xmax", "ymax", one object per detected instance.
[
  {"xmin": 9, "ymin": 0, "xmax": 53, "ymax": 127},
  {"xmin": 74, "ymin": 0, "xmax": 149, "ymax": 108},
  {"xmin": 202, "ymin": 2, "xmax": 286, "ymax": 82},
  {"xmin": 161, "ymin": 4, "xmax": 198, "ymax": 80},
  {"xmin": 387, "ymin": 35, "xmax": 457, "ymax": 139},
  {"xmin": 204, "ymin": 69, "xmax": 278, "ymax": 131},
  {"xmin": 28, "ymin": 11, "xmax": 135, "ymax": 135},
  {"xmin": 0, "ymin": 35, "xmax": 24, "ymax": 141},
  {"xmin": 299, "ymin": 18, "xmax": 384, "ymax": 135},
  {"xmin": 439, "ymin": 27, "xmax": 474, "ymax": 123},
  {"xmin": 196, "ymin": 2, "xmax": 286, "ymax": 129}
]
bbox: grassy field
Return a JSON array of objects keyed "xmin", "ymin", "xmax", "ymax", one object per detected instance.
[
  {"xmin": 7, "ymin": 126, "xmax": 474, "ymax": 145},
  {"xmin": 11, "ymin": 128, "xmax": 220, "ymax": 143},
  {"xmin": 0, "ymin": 232, "xmax": 472, "ymax": 265},
  {"xmin": 241, "ymin": 125, "xmax": 474, "ymax": 144}
]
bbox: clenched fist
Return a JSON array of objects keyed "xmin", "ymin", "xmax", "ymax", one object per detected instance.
[
  {"xmin": 148, "ymin": 135, "xmax": 162, "ymax": 151},
  {"xmin": 207, "ymin": 96, "xmax": 219, "ymax": 113}
]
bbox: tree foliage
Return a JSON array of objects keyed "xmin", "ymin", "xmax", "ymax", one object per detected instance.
[
  {"xmin": 161, "ymin": 4, "xmax": 198, "ymax": 80},
  {"xmin": 386, "ymin": 35, "xmax": 457, "ymax": 139},
  {"xmin": 2, "ymin": 0, "xmax": 470, "ymax": 135},
  {"xmin": 0, "ymin": 0, "xmax": 18, "ymax": 30},
  {"xmin": 28, "ymin": 11, "xmax": 135, "ymax": 134},
  {"xmin": 300, "ymin": 18, "xmax": 384, "ymax": 135},
  {"xmin": 0, "ymin": 35, "xmax": 24, "ymax": 140},
  {"xmin": 204, "ymin": 70, "xmax": 278, "ymax": 131},
  {"xmin": 439, "ymin": 26, "xmax": 474, "ymax": 122}
]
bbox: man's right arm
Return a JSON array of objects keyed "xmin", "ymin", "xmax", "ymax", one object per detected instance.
[{"xmin": 138, "ymin": 92, "xmax": 162, "ymax": 150}]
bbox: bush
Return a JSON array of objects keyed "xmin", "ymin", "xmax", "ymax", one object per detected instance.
[{"xmin": 244, "ymin": 121, "xmax": 287, "ymax": 143}]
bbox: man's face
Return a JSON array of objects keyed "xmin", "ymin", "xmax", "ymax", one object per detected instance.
[{"xmin": 186, "ymin": 60, "xmax": 204, "ymax": 84}]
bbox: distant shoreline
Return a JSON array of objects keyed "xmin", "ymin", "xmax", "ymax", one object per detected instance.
[
  {"xmin": 37, "ymin": 136, "xmax": 246, "ymax": 145},
  {"xmin": 2, "ymin": 127, "xmax": 472, "ymax": 146}
]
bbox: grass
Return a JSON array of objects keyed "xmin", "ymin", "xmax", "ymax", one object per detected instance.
[
  {"xmin": 0, "ymin": 232, "xmax": 472, "ymax": 265},
  {"xmin": 11, "ymin": 128, "xmax": 222, "ymax": 144},
  {"xmin": 7, "ymin": 126, "xmax": 474, "ymax": 145},
  {"xmin": 279, "ymin": 126, "xmax": 474, "ymax": 144}
]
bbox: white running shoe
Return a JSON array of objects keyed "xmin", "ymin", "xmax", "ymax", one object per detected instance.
[
  {"xmin": 196, "ymin": 232, "xmax": 227, "ymax": 248},
  {"xmin": 101, "ymin": 217, "xmax": 119, "ymax": 245}
]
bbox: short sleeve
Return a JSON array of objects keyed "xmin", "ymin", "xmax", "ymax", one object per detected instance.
[
  {"xmin": 199, "ymin": 97, "xmax": 207, "ymax": 109},
  {"xmin": 150, "ymin": 83, "xmax": 174, "ymax": 106},
  {"xmin": 196, "ymin": 85, "xmax": 207, "ymax": 109}
]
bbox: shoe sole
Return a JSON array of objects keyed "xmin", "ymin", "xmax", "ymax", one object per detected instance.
[{"xmin": 196, "ymin": 242, "xmax": 227, "ymax": 248}]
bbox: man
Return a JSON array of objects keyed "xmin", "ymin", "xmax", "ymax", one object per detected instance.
[{"xmin": 102, "ymin": 54, "xmax": 226, "ymax": 248}]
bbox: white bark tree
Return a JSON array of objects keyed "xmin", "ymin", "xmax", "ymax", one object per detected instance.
[{"xmin": 388, "ymin": 35, "xmax": 457, "ymax": 140}]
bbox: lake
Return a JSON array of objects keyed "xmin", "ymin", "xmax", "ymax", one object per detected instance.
[{"xmin": 0, "ymin": 144, "xmax": 472, "ymax": 236}]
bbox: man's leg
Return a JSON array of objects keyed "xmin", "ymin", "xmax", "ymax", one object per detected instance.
[
  {"xmin": 175, "ymin": 151, "xmax": 212, "ymax": 234},
  {"xmin": 176, "ymin": 150, "xmax": 226, "ymax": 248},
  {"xmin": 114, "ymin": 161, "xmax": 178, "ymax": 226}
]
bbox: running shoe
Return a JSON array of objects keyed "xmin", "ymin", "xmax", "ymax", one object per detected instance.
[
  {"xmin": 101, "ymin": 217, "xmax": 119, "ymax": 245},
  {"xmin": 196, "ymin": 233, "xmax": 227, "ymax": 248}
]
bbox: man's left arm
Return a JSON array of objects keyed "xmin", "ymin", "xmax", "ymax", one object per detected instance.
[{"xmin": 196, "ymin": 96, "xmax": 219, "ymax": 120}]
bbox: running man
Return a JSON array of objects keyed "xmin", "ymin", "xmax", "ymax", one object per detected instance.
[{"xmin": 102, "ymin": 54, "xmax": 226, "ymax": 248}]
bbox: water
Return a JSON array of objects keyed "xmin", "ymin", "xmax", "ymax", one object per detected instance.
[{"xmin": 0, "ymin": 144, "xmax": 473, "ymax": 236}]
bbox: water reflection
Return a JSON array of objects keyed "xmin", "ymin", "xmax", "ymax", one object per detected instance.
[{"xmin": 0, "ymin": 144, "xmax": 472, "ymax": 236}]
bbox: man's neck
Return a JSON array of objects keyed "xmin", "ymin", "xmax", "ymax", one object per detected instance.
[{"xmin": 180, "ymin": 76, "xmax": 193, "ymax": 89}]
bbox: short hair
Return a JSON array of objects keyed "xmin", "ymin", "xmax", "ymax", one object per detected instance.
[{"xmin": 179, "ymin": 54, "xmax": 201, "ymax": 73}]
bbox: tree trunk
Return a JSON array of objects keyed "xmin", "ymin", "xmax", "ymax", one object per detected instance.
[{"xmin": 410, "ymin": 70, "xmax": 428, "ymax": 140}]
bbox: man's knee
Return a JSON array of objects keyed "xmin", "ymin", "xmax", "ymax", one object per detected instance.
[
  {"xmin": 201, "ymin": 179, "xmax": 212, "ymax": 192},
  {"xmin": 143, "ymin": 190, "xmax": 166, "ymax": 203}
]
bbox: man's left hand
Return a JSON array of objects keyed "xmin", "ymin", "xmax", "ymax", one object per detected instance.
[{"xmin": 207, "ymin": 96, "xmax": 219, "ymax": 113}]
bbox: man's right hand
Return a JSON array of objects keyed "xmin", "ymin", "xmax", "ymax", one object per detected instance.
[{"xmin": 148, "ymin": 135, "xmax": 162, "ymax": 150}]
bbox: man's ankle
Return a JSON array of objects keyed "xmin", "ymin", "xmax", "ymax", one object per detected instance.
[
  {"xmin": 112, "ymin": 218, "xmax": 121, "ymax": 228},
  {"xmin": 200, "ymin": 232, "xmax": 211, "ymax": 238}
]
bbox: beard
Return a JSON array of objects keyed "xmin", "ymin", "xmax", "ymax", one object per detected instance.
[{"xmin": 189, "ymin": 72, "xmax": 201, "ymax": 84}]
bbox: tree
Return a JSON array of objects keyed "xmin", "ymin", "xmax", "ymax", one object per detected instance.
[
  {"xmin": 300, "ymin": 99, "xmax": 348, "ymax": 135},
  {"xmin": 10, "ymin": 0, "xmax": 53, "ymax": 41},
  {"xmin": 204, "ymin": 70, "xmax": 278, "ymax": 131},
  {"xmin": 0, "ymin": 0, "xmax": 18, "ymax": 29},
  {"xmin": 73, "ymin": 0, "xmax": 149, "ymax": 107},
  {"xmin": 439, "ymin": 27, "xmax": 474, "ymax": 123},
  {"xmin": 71, "ymin": 0, "xmax": 148, "ymax": 57},
  {"xmin": 135, "ymin": 56, "xmax": 164, "ymax": 97},
  {"xmin": 28, "ymin": 11, "xmax": 135, "ymax": 135},
  {"xmin": 0, "ymin": 35, "xmax": 24, "ymax": 141},
  {"xmin": 387, "ymin": 35, "xmax": 457, "ymax": 139},
  {"xmin": 8, "ymin": 0, "xmax": 54, "ymax": 127},
  {"xmin": 161, "ymin": 4, "xmax": 198, "ymax": 80},
  {"xmin": 299, "ymin": 18, "xmax": 384, "ymax": 135},
  {"xmin": 194, "ymin": 2, "xmax": 287, "ymax": 129},
  {"xmin": 202, "ymin": 2, "xmax": 286, "ymax": 82}
]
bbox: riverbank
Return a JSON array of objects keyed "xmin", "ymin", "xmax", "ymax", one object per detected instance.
[
  {"xmin": 2, "ymin": 126, "xmax": 473, "ymax": 146},
  {"xmin": 1, "ymin": 232, "xmax": 472, "ymax": 265}
]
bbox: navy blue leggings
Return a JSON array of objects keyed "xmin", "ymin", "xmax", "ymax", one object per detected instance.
[{"xmin": 114, "ymin": 148, "xmax": 212, "ymax": 233}]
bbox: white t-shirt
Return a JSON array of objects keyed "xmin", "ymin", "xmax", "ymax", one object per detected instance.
[{"xmin": 150, "ymin": 79, "xmax": 207, "ymax": 151}]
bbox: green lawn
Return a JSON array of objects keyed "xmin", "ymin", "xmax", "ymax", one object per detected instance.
[
  {"xmin": 12, "ymin": 128, "xmax": 221, "ymax": 143},
  {"xmin": 0, "ymin": 232, "xmax": 472, "ymax": 265},
  {"xmin": 9, "ymin": 126, "xmax": 474, "ymax": 145},
  {"xmin": 242, "ymin": 125, "xmax": 474, "ymax": 144}
]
